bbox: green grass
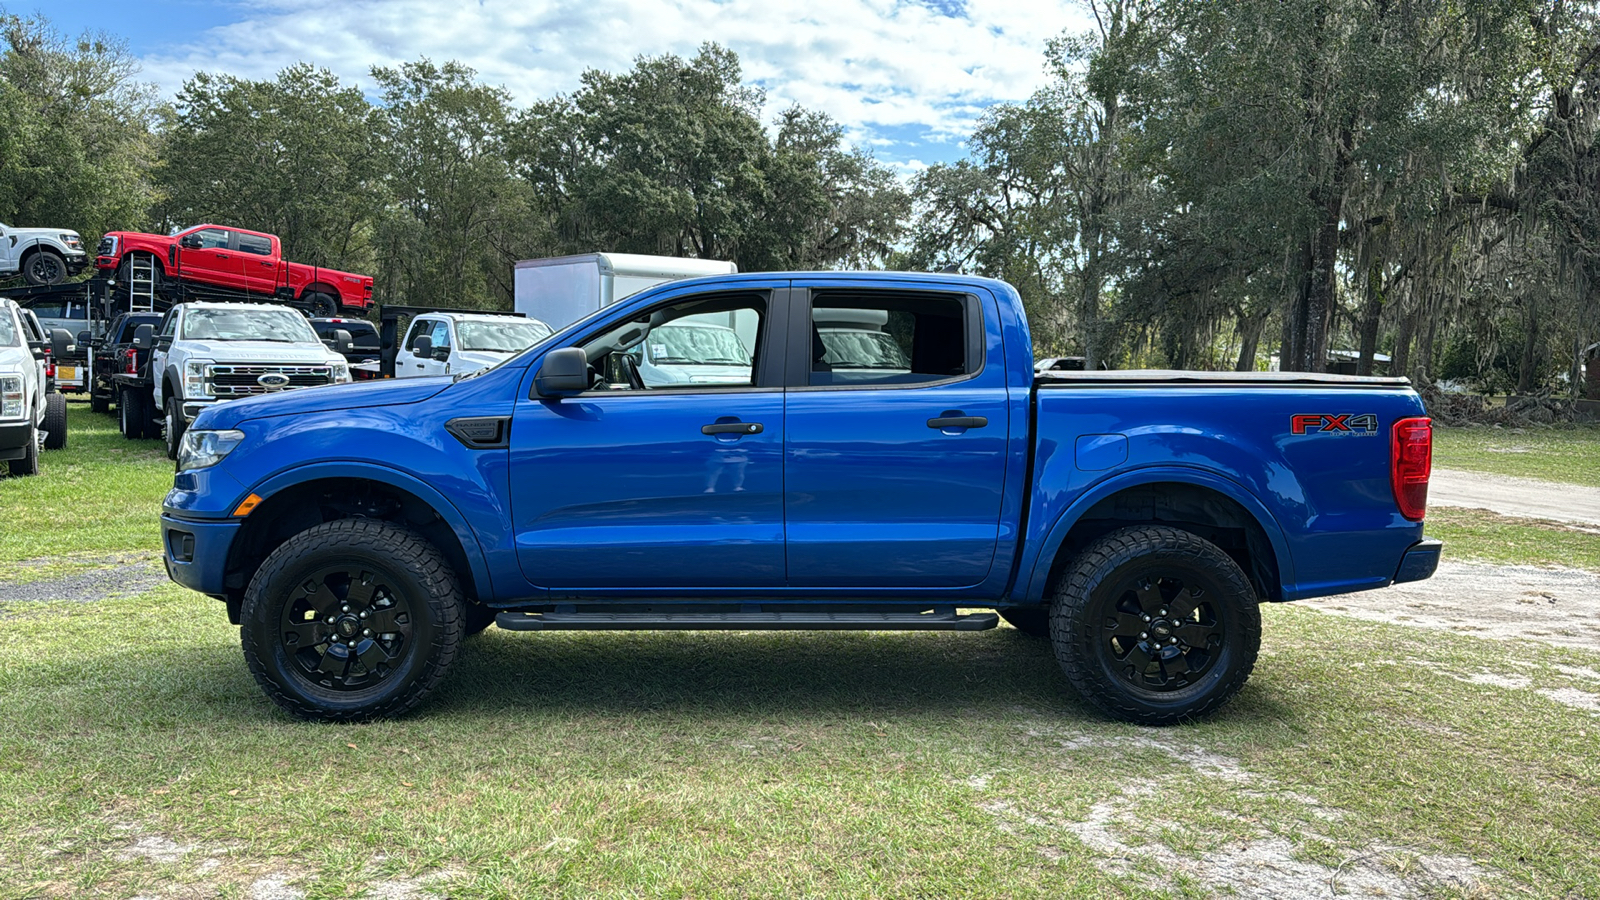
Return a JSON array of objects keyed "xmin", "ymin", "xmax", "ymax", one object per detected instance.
[
  {"xmin": 0, "ymin": 403, "xmax": 170, "ymax": 579},
  {"xmin": 1433, "ymin": 423, "xmax": 1600, "ymax": 486},
  {"xmin": 1426, "ymin": 507, "xmax": 1600, "ymax": 572},
  {"xmin": 1, "ymin": 403, "xmax": 1597, "ymax": 897}
]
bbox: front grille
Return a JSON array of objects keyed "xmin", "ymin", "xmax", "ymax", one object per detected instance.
[{"xmin": 207, "ymin": 364, "xmax": 332, "ymax": 396}]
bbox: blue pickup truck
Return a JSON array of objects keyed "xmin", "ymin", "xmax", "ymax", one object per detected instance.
[{"xmin": 160, "ymin": 272, "xmax": 1440, "ymax": 724}]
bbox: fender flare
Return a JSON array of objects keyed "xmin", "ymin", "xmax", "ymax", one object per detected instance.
[
  {"xmin": 1021, "ymin": 465, "xmax": 1297, "ymax": 603},
  {"xmin": 245, "ymin": 460, "xmax": 496, "ymax": 603}
]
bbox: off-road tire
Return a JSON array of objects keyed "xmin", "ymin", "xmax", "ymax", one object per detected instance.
[
  {"xmin": 22, "ymin": 250, "xmax": 66, "ymax": 286},
  {"xmin": 1049, "ymin": 526, "xmax": 1261, "ymax": 725},
  {"xmin": 164, "ymin": 396, "xmax": 185, "ymax": 460},
  {"xmin": 463, "ymin": 603, "xmax": 497, "ymax": 637},
  {"xmin": 6, "ymin": 424, "xmax": 38, "ymax": 476},
  {"xmin": 120, "ymin": 387, "xmax": 150, "ymax": 439},
  {"xmin": 42, "ymin": 392, "xmax": 67, "ymax": 450},
  {"xmin": 240, "ymin": 519, "xmax": 465, "ymax": 721},
  {"xmin": 999, "ymin": 609, "xmax": 1050, "ymax": 637},
  {"xmin": 307, "ymin": 292, "xmax": 338, "ymax": 317}
]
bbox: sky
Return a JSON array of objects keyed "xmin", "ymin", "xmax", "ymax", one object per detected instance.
[{"xmin": 30, "ymin": 0, "xmax": 1093, "ymax": 172}]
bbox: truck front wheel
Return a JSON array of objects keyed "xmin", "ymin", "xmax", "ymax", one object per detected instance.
[
  {"xmin": 240, "ymin": 519, "xmax": 465, "ymax": 721},
  {"xmin": 22, "ymin": 250, "xmax": 66, "ymax": 286},
  {"xmin": 164, "ymin": 397, "xmax": 185, "ymax": 459},
  {"xmin": 6, "ymin": 424, "xmax": 39, "ymax": 476},
  {"xmin": 1049, "ymin": 526, "xmax": 1261, "ymax": 725}
]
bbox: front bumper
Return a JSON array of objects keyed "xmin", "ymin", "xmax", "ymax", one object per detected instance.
[
  {"xmin": 63, "ymin": 251, "xmax": 89, "ymax": 274},
  {"xmin": 161, "ymin": 513, "xmax": 242, "ymax": 598},
  {"xmin": 0, "ymin": 419, "xmax": 34, "ymax": 460},
  {"xmin": 1393, "ymin": 538, "xmax": 1444, "ymax": 584}
]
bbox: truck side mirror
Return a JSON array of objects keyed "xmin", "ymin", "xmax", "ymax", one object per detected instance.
[
  {"xmin": 179, "ymin": 234, "xmax": 202, "ymax": 250},
  {"xmin": 332, "ymin": 329, "xmax": 354, "ymax": 356},
  {"xmin": 412, "ymin": 335, "xmax": 433, "ymax": 360},
  {"xmin": 132, "ymin": 324, "xmax": 154, "ymax": 350},
  {"xmin": 76, "ymin": 330, "xmax": 92, "ymax": 347},
  {"xmin": 51, "ymin": 329, "xmax": 74, "ymax": 358},
  {"xmin": 534, "ymin": 347, "xmax": 591, "ymax": 398}
]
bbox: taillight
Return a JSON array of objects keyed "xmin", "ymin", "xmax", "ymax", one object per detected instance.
[
  {"xmin": 1391, "ymin": 417, "xmax": 1432, "ymax": 521},
  {"xmin": 45, "ymin": 362, "xmax": 56, "ymax": 378},
  {"xmin": 125, "ymin": 348, "xmax": 138, "ymax": 374}
]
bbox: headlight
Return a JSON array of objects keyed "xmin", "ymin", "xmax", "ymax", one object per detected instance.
[
  {"xmin": 1, "ymin": 374, "xmax": 22, "ymax": 418},
  {"xmin": 330, "ymin": 362, "xmax": 351, "ymax": 384},
  {"xmin": 177, "ymin": 429, "xmax": 245, "ymax": 471},
  {"xmin": 185, "ymin": 359, "xmax": 213, "ymax": 397},
  {"xmin": 61, "ymin": 233, "xmax": 83, "ymax": 250}
]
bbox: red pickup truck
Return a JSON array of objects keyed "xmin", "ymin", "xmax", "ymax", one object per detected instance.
[{"xmin": 95, "ymin": 224, "xmax": 374, "ymax": 315}]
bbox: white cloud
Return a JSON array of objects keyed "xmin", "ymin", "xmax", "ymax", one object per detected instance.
[{"xmin": 136, "ymin": 0, "xmax": 1093, "ymax": 163}]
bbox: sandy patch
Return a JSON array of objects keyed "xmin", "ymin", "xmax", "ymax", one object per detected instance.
[{"xmin": 1302, "ymin": 560, "xmax": 1600, "ymax": 652}]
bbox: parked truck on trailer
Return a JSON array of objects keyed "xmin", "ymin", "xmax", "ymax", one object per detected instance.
[
  {"xmin": 96, "ymin": 225, "xmax": 375, "ymax": 316},
  {"xmin": 160, "ymin": 271, "xmax": 1440, "ymax": 724},
  {"xmin": 0, "ymin": 222, "xmax": 89, "ymax": 286}
]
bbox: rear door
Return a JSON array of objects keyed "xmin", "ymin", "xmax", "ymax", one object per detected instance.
[
  {"xmin": 782, "ymin": 282, "xmax": 1011, "ymax": 588},
  {"xmin": 235, "ymin": 231, "xmax": 279, "ymax": 295}
]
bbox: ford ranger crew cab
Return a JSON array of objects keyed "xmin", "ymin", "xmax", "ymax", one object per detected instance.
[{"xmin": 159, "ymin": 272, "xmax": 1440, "ymax": 724}]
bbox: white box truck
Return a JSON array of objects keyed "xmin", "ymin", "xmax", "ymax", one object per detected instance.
[{"xmin": 512, "ymin": 253, "xmax": 737, "ymax": 332}]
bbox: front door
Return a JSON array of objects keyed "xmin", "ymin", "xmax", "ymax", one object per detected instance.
[
  {"xmin": 176, "ymin": 227, "xmax": 243, "ymax": 289},
  {"xmin": 783, "ymin": 283, "xmax": 1012, "ymax": 588},
  {"xmin": 510, "ymin": 284, "xmax": 788, "ymax": 590}
]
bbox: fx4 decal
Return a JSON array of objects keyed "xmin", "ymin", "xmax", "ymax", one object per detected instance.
[{"xmin": 1291, "ymin": 413, "xmax": 1379, "ymax": 435}]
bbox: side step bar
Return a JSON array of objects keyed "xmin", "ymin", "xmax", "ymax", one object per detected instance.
[{"xmin": 495, "ymin": 609, "xmax": 999, "ymax": 632}]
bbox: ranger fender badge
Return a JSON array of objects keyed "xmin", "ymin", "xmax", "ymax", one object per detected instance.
[{"xmin": 1291, "ymin": 413, "xmax": 1378, "ymax": 435}]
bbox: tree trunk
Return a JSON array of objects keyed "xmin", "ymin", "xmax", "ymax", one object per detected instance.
[
  {"xmin": 1355, "ymin": 262, "xmax": 1385, "ymax": 375},
  {"xmin": 1392, "ymin": 306, "xmax": 1415, "ymax": 379},
  {"xmin": 1235, "ymin": 308, "xmax": 1268, "ymax": 371},
  {"xmin": 1517, "ymin": 304, "xmax": 1541, "ymax": 393}
]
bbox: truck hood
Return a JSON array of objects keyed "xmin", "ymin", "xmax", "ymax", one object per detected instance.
[
  {"xmin": 181, "ymin": 340, "xmax": 342, "ymax": 364},
  {"xmin": 454, "ymin": 350, "xmax": 513, "ymax": 370},
  {"xmin": 197, "ymin": 376, "xmax": 454, "ymax": 428},
  {"xmin": 7, "ymin": 226, "xmax": 81, "ymax": 243}
]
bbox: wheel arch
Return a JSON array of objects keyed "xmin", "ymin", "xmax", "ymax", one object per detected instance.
[
  {"xmin": 221, "ymin": 467, "xmax": 492, "ymax": 618},
  {"xmin": 300, "ymin": 282, "xmax": 341, "ymax": 302},
  {"xmin": 1023, "ymin": 468, "xmax": 1294, "ymax": 606}
]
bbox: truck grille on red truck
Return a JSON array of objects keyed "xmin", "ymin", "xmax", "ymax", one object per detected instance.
[{"xmin": 207, "ymin": 364, "xmax": 333, "ymax": 396}]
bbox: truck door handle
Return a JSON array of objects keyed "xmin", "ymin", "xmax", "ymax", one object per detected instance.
[
  {"xmin": 702, "ymin": 422, "xmax": 763, "ymax": 435},
  {"xmin": 928, "ymin": 416, "xmax": 987, "ymax": 429}
]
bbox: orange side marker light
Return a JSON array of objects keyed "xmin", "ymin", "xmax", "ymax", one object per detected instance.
[{"xmin": 233, "ymin": 493, "xmax": 263, "ymax": 517}]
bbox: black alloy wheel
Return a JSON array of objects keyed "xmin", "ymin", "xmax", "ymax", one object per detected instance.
[
  {"xmin": 240, "ymin": 519, "xmax": 464, "ymax": 720},
  {"xmin": 23, "ymin": 251, "xmax": 65, "ymax": 286},
  {"xmin": 307, "ymin": 293, "xmax": 337, "ymax": 317},
  {"xmin": 1050, "ymin": 526, "xmax": 1260, "ymax": 725}
]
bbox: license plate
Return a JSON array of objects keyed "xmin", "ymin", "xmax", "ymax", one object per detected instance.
[{"xmin": 57, "ymin": 366, "xmax": 77, "ymax": 380}]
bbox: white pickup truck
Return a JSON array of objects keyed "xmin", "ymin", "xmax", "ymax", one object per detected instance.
[
  {"xmin": 394, "ymin": 312, "xmax": 552, "ymax": 378},
  {"xmin": 131, "ymin": 302, "xmax": 353, "ymax": 458},
  {"xmin": 0, "ymin": 298, "xmax": 69, "ymax": 475},
  {"xmin": 0, "ymin": 222, "xmax": 89, "ymax": 286}
]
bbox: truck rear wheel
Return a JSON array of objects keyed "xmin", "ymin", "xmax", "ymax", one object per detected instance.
[
  {"xmin": 119, "ymin": 387, "xmax": 150, "ymax": 439},
  {"xmin": 1049, "ymin": 526, "xmax": 1260, "ymax": 725},
  {"xmin": 240, "ymin": 519, "xmax": 465, "ymax": 721},
  {"xmin": 7, "ymin": 424, "xmax": 38, "ymax": 476},
  {"xmin": 306, "ymin": 292, "xmax": 337, "ymax": 317},
  {"xmin": 42, "ymin": 392, "xmax": 67, "ymax": 450}
]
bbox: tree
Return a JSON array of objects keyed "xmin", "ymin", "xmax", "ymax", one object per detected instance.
[
  {"xmin": 0, "ymin": 12, "xmax": 158, "ymax": 245},
  {"xmin": 155, "ymin": 63, "xmax": 384, "ymax": 271}
]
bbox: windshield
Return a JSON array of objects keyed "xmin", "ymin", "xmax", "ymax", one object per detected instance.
[
  {"xmin": 818, "ymin": 330, "xmax": 909, "ymax": 370},
  {"xmin": 0, "ymin": 309, "xmax": 17, "ymax": 347},
  {"xmin": 179, "ymin": 308, "xmax": 319, "ymax": 343},
  {"xmin": 457, "ymin": 319, "xmax": 552, "ymax": 353},
  {"xmin": 648, "ymin": 324, "xmax": 750, "ymax": 366}
]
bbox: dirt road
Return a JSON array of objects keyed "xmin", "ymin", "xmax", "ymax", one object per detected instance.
[
  {"xmin": 1430, "ymin": 468, "xmax": 1600, "ymax": 526},
  {"xmin": 1301, "ymin": 559, "xmax": 1600, "ymax": 653}
]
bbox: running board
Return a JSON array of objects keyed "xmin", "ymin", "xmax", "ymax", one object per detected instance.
[{"xmin": 494, "ymin": 609, "xmax": 999, "ymax": 632}]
